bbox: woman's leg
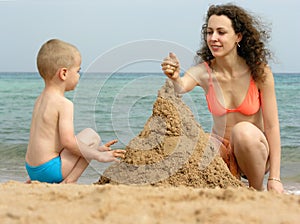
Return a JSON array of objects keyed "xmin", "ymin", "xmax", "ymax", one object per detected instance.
[
  {"xmin": 231, "ymin": 122, "xmax": 269, "ymax": 190},
  {"xmin": 60, "ymin": 128, "xmax": 101, "ymax": 183}
]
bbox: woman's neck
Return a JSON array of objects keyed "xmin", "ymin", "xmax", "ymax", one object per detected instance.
[{"xmin": 212, "ymin": 57, "xmax": 248, "ymax": 78}]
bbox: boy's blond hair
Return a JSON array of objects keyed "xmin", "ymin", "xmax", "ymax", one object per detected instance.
[{"xmin": 37, "ymin": 39, "xmax": 80, "ymax": 80}]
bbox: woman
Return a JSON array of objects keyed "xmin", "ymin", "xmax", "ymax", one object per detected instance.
[{"xmin": 161, "ymin": 3, "xmax": 283, "ymax": 193}]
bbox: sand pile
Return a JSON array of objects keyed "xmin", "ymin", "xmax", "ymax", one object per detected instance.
[{"xmin": 97, "ymin": 80, "xmax": 243, "ymax": 188}]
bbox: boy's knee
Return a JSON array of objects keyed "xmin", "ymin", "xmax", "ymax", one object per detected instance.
[
  {"xmin": 83, "ymin": 128, "xmax": 98, "ymax": 137},
  {"xmin": 78, "ymin": 128, "xmax": 101, "ymax": 147}
]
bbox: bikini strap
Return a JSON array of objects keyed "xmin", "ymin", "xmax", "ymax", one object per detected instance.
[{"xmin": 204, "ymin": 62, "xmax": 213, "ymax": 84}]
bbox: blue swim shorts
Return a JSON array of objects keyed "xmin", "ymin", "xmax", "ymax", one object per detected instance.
[{"xmin": 25, "ymin": 156, "xmax": 63, "ymax": 183}]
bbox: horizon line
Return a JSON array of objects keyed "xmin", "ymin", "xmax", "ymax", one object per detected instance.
[{"xmin": 0, "ymin": 71, "xmax": 299, "ymax": 74}]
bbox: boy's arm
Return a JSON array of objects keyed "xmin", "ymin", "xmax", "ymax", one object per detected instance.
[
  {"xmin": 58, "ymin": 98, "xmax": 125, "ymax": 162},
  {"xmin": 58, "ymin": 99, "xmax": 85, "ymax": 157},
  {"xmin": 58, "ymin": 99, "xmax": 109, "ymax": 161}
]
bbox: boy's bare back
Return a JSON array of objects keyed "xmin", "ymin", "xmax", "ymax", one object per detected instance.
[{"xmin": 26, "ymin": 90, "xmax": 73, "ymax": 166}]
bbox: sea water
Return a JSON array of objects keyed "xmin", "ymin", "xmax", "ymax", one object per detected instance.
[{"xmin": 0, "ymin": 72, "xmax": 299, "ymax": 193}]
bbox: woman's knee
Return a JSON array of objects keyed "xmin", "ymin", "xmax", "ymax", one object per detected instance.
[
  {"xmin": 231, "ymin": 122, "xmax": 268, "ymax": 159},
  {"xmin": 231, "ymin": 122, "xmax": 256, "ymax": 144}
]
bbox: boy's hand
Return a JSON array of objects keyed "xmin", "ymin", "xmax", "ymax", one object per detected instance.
[
  {"xmin": 98, "ymin": 139, "xmax": 118, "ymax": 152},
  {"xmin": 112, "ymin": 149, "xmax": 126, "ymax": 161},
  {"xmin": 96, "ymin": 149, "xmax": 126, "ymax": 163},
  {"xmin": 96, "ymin": 139, "xmax": 126, "ymax": 162}
]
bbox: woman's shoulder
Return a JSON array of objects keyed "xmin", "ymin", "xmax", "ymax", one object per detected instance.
[
  {"xmin": 184, "ymin": 62, "xmax": 210, "ymax": 87},
  {"xmin": 256, "ymin": 64, "xmax": 275, "ymax": 89},
  {"xmin": 186, "ymin": 61, "xmax": 210, "ymax": 74}
]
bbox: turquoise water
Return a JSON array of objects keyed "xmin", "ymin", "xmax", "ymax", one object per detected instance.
[{"xmin": 0, "ymin": 72, "xmax": 299, "ymax": 191}]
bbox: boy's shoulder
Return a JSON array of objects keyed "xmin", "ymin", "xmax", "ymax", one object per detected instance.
[{"xmin": 35, "ymin": 91, "xmax": 73, "ymax": 112}]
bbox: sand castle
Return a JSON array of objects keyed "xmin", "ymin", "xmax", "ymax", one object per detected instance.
[{"xmin": 97, "ymin": 79, "xmax": 243, "ymax": 188}]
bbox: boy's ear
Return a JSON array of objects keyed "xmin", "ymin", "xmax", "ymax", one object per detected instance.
[{"xmin": 58, "ymin": 68, "xmax": 68, "ymax": 81}]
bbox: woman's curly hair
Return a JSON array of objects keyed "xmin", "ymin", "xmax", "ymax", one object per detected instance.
[{"xmin": 196, "ymin": 3, "xmax": 272, "ymax": 82}]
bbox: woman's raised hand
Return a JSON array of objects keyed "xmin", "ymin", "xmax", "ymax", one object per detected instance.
[{"xmin": 161, "ymin": 52, "xmax": 180, "ymax": 79}]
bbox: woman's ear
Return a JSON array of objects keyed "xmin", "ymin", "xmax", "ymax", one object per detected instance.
[
  {"xmin": 237, "ymin": 33, "xmax": 243, "ymax": 42},
  {"xmin": 58, "ymin": 68, "xmax": 68, "ymax": 81}
]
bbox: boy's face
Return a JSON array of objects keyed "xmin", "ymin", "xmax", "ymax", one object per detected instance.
[{"xmin": 65, "ymin": 52, "xmax": 81, "ymax": 91}]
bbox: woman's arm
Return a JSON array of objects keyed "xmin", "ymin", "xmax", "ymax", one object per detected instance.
[
  {"xmin": 161, "ymin": 52, "xmax": 204, "ymax": 94},
  {"xmin": 259, "ymin": 65, "xmax": 284, "ymax": 193}
]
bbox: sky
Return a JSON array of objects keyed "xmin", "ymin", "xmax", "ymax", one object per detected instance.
[{"xmin": 0, "ymin": 0, "xmax": 299, "ymax": 73}]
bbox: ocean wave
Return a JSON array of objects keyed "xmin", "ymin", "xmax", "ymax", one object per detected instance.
[
  {"xmin": 281, "ymin": 146, "xmax": 300, "ymax": 163},
  {"xmin": 0, "ymin": 143, "xmax": 27, "ymax": 161}
]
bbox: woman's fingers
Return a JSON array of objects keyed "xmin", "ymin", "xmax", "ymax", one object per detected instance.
[
  {"xmin": 161, "ymin": 60, "xmax": 179, "ymax": 68},
  {"xmin": 161, "ymin": 62, "xmax": 178, "ymax": 75},
  {"xmin": 161, "ymin": 52, "xmax": 180, "ymax": 76}
]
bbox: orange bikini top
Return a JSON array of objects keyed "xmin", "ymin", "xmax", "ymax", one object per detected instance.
[{"xmin": 204, "ymin": 62, "xmax": 261, "ymax": 116}]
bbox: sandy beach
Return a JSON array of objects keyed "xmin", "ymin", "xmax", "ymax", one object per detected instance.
[
  {"xmin": 2, "ymin": 80, "xmax": 299, "ymax": 224},
  {"xmin": 0, "ymin": 181, "xmax": 299, "ymax": 224}
]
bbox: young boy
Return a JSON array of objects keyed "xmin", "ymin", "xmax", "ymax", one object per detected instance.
[{"xmin": 25, "ymin": 39, "xmax": 125, "ymax": 184}]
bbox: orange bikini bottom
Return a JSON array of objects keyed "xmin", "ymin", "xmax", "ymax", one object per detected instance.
[{"xmin": 210, "ymin": 134, "xmax": 241, "ymax": 179}]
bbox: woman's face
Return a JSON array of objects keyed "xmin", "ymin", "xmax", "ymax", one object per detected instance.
[{"xmin": 206, "ymin": 15, "xmax": 241, "ymax": 58}]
